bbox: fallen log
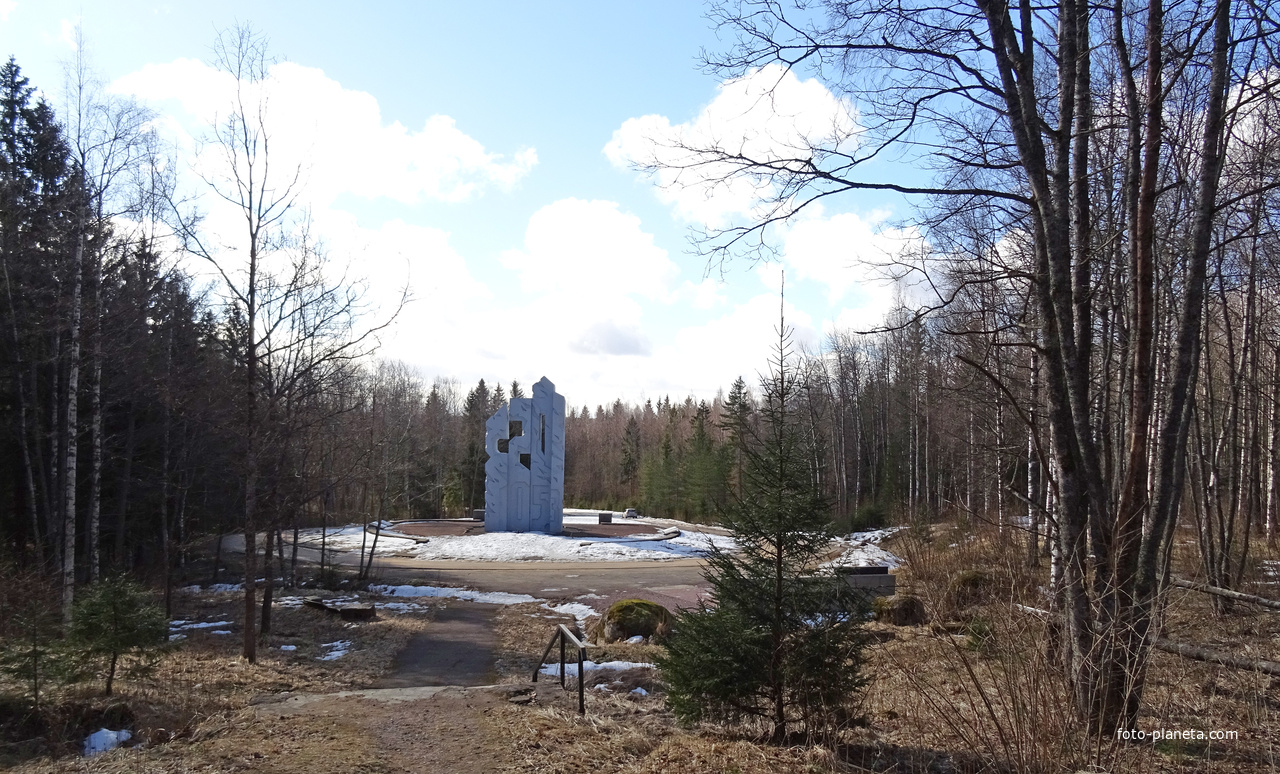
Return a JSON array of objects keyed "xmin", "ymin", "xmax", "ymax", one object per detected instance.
[
  {"xmin": 1170, "ymin": 578, "xmax": 1280, "ymax": 611},
  {"xmin": 1152, "ymin": 638, "xmax": 1280, "ymax": 677},
  {"xmin": 302, "ymin": 596, "xmax": 377, "ymax": 621}
]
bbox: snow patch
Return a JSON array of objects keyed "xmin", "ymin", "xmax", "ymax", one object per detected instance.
[
  {"xmin": 169, "ymin": 620, "xmax": 234, "ymax": 631},
  {"xmin": 542, "ymin": 602, "xmax": 599, "ymax": 628},
  {"xmin": 318, "ymin": 640, "xmax": 352, "ymax": 661},
  {"xmin": 370, "ymin": 584, "xmax": 540, "ymax": 605},
  {"xmin": 179, "ymin": 583, "xmax": 245, "ymax": 593},
  {"xmin": 375, "ymin": 601, "xmax": 430, "ymax": 614},
  {"xmin": 301, "ymin": 522, "xmax": 731, "ymax": 563},
  {"xmin": 824, "ymin": 528, "xmax": 905, "ymax": 569},
  {"xmin": 84, "ymin": 728, "xmax": 131, "ymax": 756},
  {"xmin": 538, "ymin": 660, "xmax": 654, "ymax": 678}
]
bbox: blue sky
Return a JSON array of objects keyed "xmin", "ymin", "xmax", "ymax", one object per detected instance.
[{"xmin": 1, "ymin": 1, "xmax": 923, "ymax": 409}]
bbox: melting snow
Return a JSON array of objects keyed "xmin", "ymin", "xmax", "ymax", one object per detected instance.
[
  {"xmin": 300, "ymin": 519, "xmax": 732, "ymax": 563},
  {"xmin": 542, "ymin": 602, "xmax": 599, "ymax": 628},
  {"xmin": 84, "ymin": 728, "xmax": 131, "ymax": 756},
  {"xmin": 538, "ymin": 660, "xmax": 654, "ymax": 678},
  {"xmin": 375, "ymin": 601, "xmax": 430, "ymax": 614},
  {"xmin": 824, "ymin": 528, "xmax": 905, "ymax": 569},
  {"xmin": 370, "ymin": 584, "xmax": 539, "ymax": 605},
  {"xmin": 169, "ymin": 620, "xmax": 234, "ymax": 631},
  {"xmin": 318, "ymin": 640, "xmax": 352, "ymax": 661}
]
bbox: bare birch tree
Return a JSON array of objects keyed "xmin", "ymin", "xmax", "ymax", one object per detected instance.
[
  {"xmin": 168, "ymin": 24, "xmax": 302, "ymax": 663},
  {"xmin": 628, "ymin": 0, "xmax": 1276, "ymax": 735}
]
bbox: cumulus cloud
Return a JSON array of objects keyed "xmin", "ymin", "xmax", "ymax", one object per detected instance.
[
  {"xmin": 604, "ymin": 64, "xmax": 859, "ymax": 227},
  {"xmin": 776, "ymin": 206, "xmax": 928, "ymax": 331},
  {"xmin": 500, "ymin": 198, "xmax": 679, "ymax": 301},
  {"xmin": 652, "ymin": 293, "xmax": 821, "ymax": 397},
  {"xmin": 0, "ymin": 2, "xmax": 15, "ymax": 23},
  {"xmin": 60, "ymin": 17, "xmax": 79, "ymax": 51},
  {"xmin": 111, "ymin": 59, "xmax": 536, "ymax": 207},
  {"xmin": 675, "ymin": 277, "xmax": 728, "ymax": 310},
  {"xmin": 336, "ymin": 218, "xmax": 493, "ymax": 366},
  {"xmin": 571, "ymin": 321, "xmax": 652, "ymax": 356}
]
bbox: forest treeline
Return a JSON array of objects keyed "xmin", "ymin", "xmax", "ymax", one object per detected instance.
[{"xmin": 3, "ymin": 39, "xmax": 1278, "ymax": 607}]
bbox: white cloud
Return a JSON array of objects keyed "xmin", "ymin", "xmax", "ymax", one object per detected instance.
[
  {"xmin": 655, "ymin": 293, "xmax": 821, "ymax": 397},
  {"xmin": 570, "ymin": 321, "xmax": 652, "ymax": 356},
  {"xmin": 111, "ymin": 59, "xmax": 536, "ymax": 208},
  {"xmin": 674, "ymin": 277, "xmax": 728, "ymax": 310},
  {"xmin": 332, "ymin": 218, "xmax": 493, "ymax": 366},
  {"xmin": 60, "ymin": 17, "xmax": 79, "ymax": 51},
  {"xmin": 605, "ymin": 64, "xmax": 859, "ymax": 227},
  {"xmin": 776, "ymin": 206, "xmax": 927, "ymax": 331},
  {"xmin": 500, "ymin": 198, "xmax": 678, "ymax": 301},
  {"xmin": 0, "ymin": 2, "xmax": 17, "ymax": 23}
]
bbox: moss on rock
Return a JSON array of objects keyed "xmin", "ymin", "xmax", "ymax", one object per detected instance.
[
  {"xmin": 588, "ymin": 599, "xmax": 674, "ymax": 644},
  {"xmin": 873, "ymin": 594, "xmax": 927, "ymax": 626}
]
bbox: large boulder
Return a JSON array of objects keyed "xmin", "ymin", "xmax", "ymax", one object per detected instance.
[
  {"xmin": 588, "ymin": 599, "xmax": 674, "ymax": 644},
  {"xmin": 873, "ymin": 594, "xmax": 927, "ymax": 626}
]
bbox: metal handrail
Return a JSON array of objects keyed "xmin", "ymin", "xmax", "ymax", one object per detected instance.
[{"xmin": 532, "ymin": 623, "xmax": 586, "ymax": 714}]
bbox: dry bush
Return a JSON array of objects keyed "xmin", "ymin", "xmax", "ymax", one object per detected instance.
[
  {"xmin": 871, "ymin": 521, "xmax": 1280, "ymax": 773},
  {"xmin": 867, "ymin": 604, "xmax": 1097, "ymax": 773},
  {"xmin": 892, "ymin": 523, "xmax": 1043, "ymax": 623}
]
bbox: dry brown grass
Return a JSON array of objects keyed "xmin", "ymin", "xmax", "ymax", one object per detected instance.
[
  {"xmin": 1, "ymin": 585, "xmax": 435, "ymax": 771},
  {"xmin": 6, "ymin": 527, "xmax": 1279, "ymax": 773},
  {"xmin": 495, "ymin": 524, "xmax": 1280, "ymax": 773},
  {"xmin": 861, "ymin": 523, "xmax": 1280, "ymax": 773}
]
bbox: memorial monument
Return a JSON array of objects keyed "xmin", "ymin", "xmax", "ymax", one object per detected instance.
[{"xmin": 483, "ymin": 376, "xmax": 566, "ymax": 533}]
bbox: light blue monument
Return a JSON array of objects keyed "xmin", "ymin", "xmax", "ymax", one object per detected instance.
[{"xmin": 484, "ymin": 376, "xmax": 566, "ymax": 533}]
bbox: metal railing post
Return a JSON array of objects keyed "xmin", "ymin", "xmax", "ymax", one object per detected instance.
[
  {"xmin": 577, "ymin": 643, "xmax": 585, "ymax": 714},
  {"xmin": 533, "ymin": 624, "xmax": 589, "ymax": 715}
]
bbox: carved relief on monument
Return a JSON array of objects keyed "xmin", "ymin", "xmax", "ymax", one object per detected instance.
[{"xmin": 484, "ymin": 376, "xmax": 565, "ymax": 533}]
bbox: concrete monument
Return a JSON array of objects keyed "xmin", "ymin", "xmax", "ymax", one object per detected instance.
[{"xmin": 484, "ymin": 376, "xmax": 566, "ymax": 533}]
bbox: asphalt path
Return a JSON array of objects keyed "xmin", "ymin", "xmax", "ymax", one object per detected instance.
[{"xmin": 373, "ymin": 602, "xmax": 499, "ymax": 688}]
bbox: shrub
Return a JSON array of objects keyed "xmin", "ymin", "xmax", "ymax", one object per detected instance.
[
  {"xmin": 0, "ymin": 565, "xmax": 66, "ymax": 710},
  {"xmin": 67, "ymin": 577, "xmax": 168, "ymax": 696},
  {"xmin": 849, "ymin": 502, "xmax": 888, "ymax": 532}
]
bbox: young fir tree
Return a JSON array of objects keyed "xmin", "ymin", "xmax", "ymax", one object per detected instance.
[
  {"xmin": 659, "ymin": 315, "xmax": 866, "ymax": 741},
  {"xmin": 67, "ymin": 576, "xmax": 167, "ymax": 695}
]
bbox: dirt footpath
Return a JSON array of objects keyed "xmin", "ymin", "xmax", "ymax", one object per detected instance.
[
  {"xmin": 375, "ymin": 602, "xmax": 498, "ymax": 688},
  {"xmin": 244, "ymin": 600, "xmax": 523, "ymax": 773},
  {"xmin": 253, "ymin": 686, "xmax": 528, "ymax": 773}
]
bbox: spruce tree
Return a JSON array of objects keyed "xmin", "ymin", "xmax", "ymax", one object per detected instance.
[
  {"xmin": 67, "ymin": 576, "xmax": 167, "ymax": 696},
  {"xmin": 659, "ymin": 317, "xmax": 866, "ymax": 741}
]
